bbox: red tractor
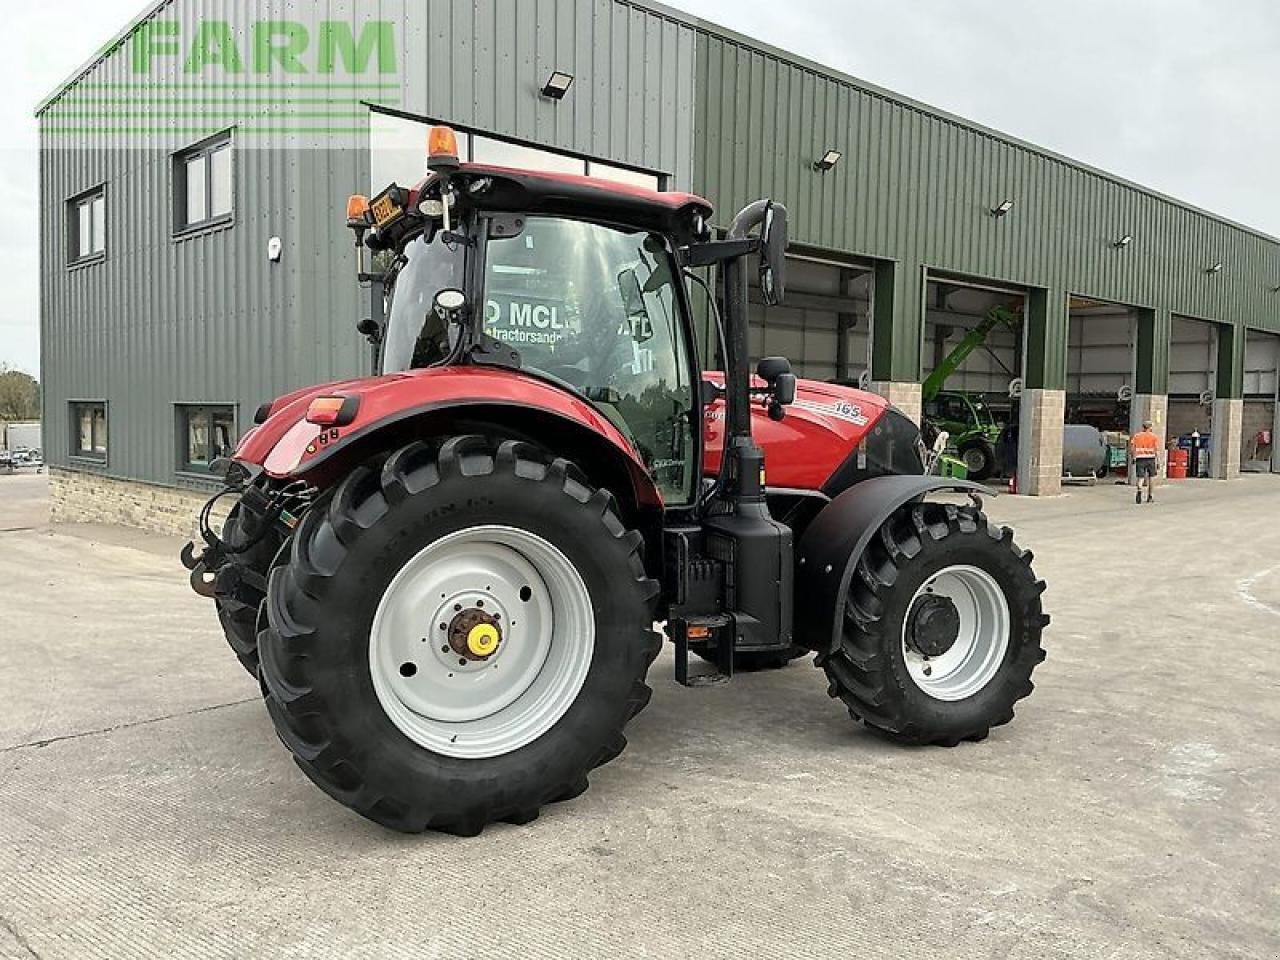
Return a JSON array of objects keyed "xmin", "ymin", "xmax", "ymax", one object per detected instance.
[{"xmin": 183, "ymin": 127, "xmax": 1047, "ymax": 835}]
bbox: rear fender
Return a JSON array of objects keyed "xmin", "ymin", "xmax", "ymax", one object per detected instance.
[
  {"xmin": 279, "ymin": 401, "xmax": 666, "ymax": 570},
  {"xmin": 794, "ymin": 475, "xmax": 989, "ymax": 653}
]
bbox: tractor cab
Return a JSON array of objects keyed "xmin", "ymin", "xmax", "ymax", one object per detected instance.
[{"xmin": 366, "ymin": 175, "xmax": 703, "ymax": 503}]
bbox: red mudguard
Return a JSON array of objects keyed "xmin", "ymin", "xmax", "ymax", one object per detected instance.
[{"xmin": 234, "ymin": 366, "xmax": 662, "ymax": 506}]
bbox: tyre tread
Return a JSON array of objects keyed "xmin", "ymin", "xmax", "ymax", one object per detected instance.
[
  {"xmin": 820, "ymin": 502, "xmax": 1047, "ymax": 746},
  {"xmin": 258, "ymin": 436, "xmax": 659, "ymax": 834}
]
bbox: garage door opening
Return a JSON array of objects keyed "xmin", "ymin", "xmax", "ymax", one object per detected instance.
[
  {"xmin": 1066, "ymin": 296, "xmax": 1138, "ymax": 479},
  {"xmin": 1168, "ymin": 316, "xmax": 1218, "ymax": 477},
  {"xmin": 1243, "ymin": 330, "xmax": 1279, "ymax": 472},
  {"xmin": 921, "ymin": 276, "xmax": 1025, "ymax": 484},
  {"xmin": 747, "ymin": 254, "xmax": 872, "ymax": 382}
]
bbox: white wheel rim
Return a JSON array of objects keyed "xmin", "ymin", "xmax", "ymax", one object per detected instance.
[
  {"xmin": 369, "ymin": 525, "xmax": 594, "ymax": 759},
  {"xmin": 901, "ymin": 564, "xmax": 1010, "ymax": 701}
]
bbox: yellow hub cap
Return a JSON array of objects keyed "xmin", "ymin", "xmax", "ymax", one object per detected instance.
[{"xmin": 466, "ymin": 623, "xmax": 501, "ymax": 657}]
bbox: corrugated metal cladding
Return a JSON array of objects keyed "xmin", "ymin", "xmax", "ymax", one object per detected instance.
[
  {"xmin": 692, "ymin": 31, "xmax": 1280, "ymax": 384},
  {"xmin": 37, "ymin": 0, "xmax": 1279, "ymax": 489},
  {"xmin": 389, "ymin": 0, "xmax": 697, "ymax": 185},
  {"xmin": 38, "ymin": 0, "xmax": 697, "ymax": 487}
]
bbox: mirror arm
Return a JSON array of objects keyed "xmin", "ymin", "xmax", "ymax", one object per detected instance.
[{"xmin": 677, "ymin": 237, "xmax": 758, "ymax": 268}]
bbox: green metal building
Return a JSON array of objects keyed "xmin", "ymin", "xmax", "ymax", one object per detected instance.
[{"xmin": 37, "ymin": 0, "xmax": 1279, "ymax": 529}]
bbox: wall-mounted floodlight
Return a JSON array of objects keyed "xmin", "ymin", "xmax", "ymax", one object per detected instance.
[
  {"xmin": 813, "ymin": 150, "xmax": 841, "ymax": 172},
  {"xmin": 991, "ymin": 199, "xmax": 1014, "ymax": 217},
  {"xmin": 541, "ymin": 71, "xmax": 574, "ymax": 100},
  {"xmin": 1206, "ymin": 261, "xmax": 1224, "ymax": 274},
  {"xmin": 1113, "ymin": 234, "xmax": 1133, "ymax": 248}
]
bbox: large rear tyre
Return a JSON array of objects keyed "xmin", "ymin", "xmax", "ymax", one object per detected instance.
[
  {"xmin": 214, "ymin": 505, "xmax": 284, "ymax": 676},
  {"xmin": 258, "ymin": 436, "xmax": 660, "ymax": 835},
  {"xmin": 818, "ymin": 501, "xmax": 1047, "ymax": 746}
]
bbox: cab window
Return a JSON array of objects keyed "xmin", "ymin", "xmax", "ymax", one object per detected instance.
[{"xmin": 482, "ymin": 217, "xmax": 696, "ymax": 504}]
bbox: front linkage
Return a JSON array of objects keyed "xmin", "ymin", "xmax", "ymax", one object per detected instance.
[{"xmin": 180, "ymin": 465, "xmax": 314, "ymax": 674}]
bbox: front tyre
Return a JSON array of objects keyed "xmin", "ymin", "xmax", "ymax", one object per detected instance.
[
  {"xmin": 819, "ymin": 502, "xmax": 1047, "ymax": 746},
  {"xmin": 958, "ymin": 439, "xmax": 997, "ymax": 481},
  {"xmin": 258, "ymin": 436, "xmax": 660, "ymax": 834}
]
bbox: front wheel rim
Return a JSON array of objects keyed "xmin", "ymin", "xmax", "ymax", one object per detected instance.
[
  {"xmin": 901, "ymin": 564, "xmax": 1010, "ymax": 701},
  {"xmin": 369, "ymin": 524, "xmax": 594, "ymax": 759}
]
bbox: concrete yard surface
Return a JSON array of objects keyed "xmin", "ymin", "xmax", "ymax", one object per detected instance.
[{"xmin": 0, "ymin": 471, "xmax": 1277, "ymax": 959}]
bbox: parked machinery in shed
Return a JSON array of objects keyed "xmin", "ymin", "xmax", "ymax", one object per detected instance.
[
  {"xmin": 183, "ymin": 127, "xmax": 1048, "ymax": 835},
  {"xmin": 921, "ymin": 306, "xmax": 1019, "ymax": 481}
]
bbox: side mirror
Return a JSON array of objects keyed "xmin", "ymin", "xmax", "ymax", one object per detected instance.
[
  {"xmin": 756, "ymin": 356, "xmax": 792, "ymax": 384},
  {"xmin": 617, "ymin": 268, "xmax": 653, "ymax": 343},
  {"xmin": 773, "ymin": 372, "xmax": 797, "ymax": 407},
  {"xmin": 767, "ymin": 374, "xmax": 797, "ymax": 422},
  {"xmin": 757, "ymin": 357, "xmax": 796, "ymax": 421},
  {"xmin": 758, "ymin": 202, "xmax": 788, "ymax": 306}
]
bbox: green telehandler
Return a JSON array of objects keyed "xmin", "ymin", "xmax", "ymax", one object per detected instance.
[{"xmin": 921, "ymin": 306, "xmax": 1018, "ymax": 481}]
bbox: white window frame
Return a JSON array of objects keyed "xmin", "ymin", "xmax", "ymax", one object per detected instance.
[{"xmin": 68, "ymin": 187, "xmax": 106, "ymax": 265}]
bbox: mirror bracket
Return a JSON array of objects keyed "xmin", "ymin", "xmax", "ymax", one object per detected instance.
[{"xmin": 677, "ymin": 237, "xmax": 758, "ymax": 268}]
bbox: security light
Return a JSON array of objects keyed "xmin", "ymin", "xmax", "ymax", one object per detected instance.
[
  {"xmin": 991, "ymin": 199, "xmax": 1014, "ymax": 217},
  {"xmin": 813, "ymin": 150, "xmax": 842, "ymax": 172},
  {"xmin": 541, "ymin": 71, "xmax": 574, "ymax": 100},
  {"xmin": 1207, "ymin": 261, "xmax": 1224, "ymax": 274},
  {"xmin": 1114, "ymin": 234, "xmax": 1133, "ymax": 248}
]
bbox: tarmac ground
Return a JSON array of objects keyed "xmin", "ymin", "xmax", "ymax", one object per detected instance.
[{"xmin": 0, "ymin": 471, "xmax": 1277, "ymax": 959}]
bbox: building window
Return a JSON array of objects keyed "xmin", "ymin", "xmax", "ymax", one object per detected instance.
[
  {"xmin": 68, "ymin": 188, "xmax": 106, "ymax": 264},
  {"xmin": 178, "ymin": 405, "xmax": 237, "ymax": 474},
  {"xmin": 175, "ymin": 132, "xmax": 233, "ymax": 232},
  {"xmin": 71, "ymin": 402, "xmax": 107, "ymax": 460}
]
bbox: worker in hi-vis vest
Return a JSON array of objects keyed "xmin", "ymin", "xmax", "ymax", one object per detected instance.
[{"xmin": 1130, "ymin": 420, "xmax": 1160, "ymax": 505}]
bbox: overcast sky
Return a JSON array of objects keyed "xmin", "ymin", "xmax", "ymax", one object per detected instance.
[{"xmin": 2, "ymin": 0, "xmax": 1278, "ymax": 375}]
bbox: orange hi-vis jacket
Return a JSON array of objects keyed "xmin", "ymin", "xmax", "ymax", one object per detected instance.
[{"xmin": 1131, "ymin": 430, "xmax": 1159, "ymax": 459}]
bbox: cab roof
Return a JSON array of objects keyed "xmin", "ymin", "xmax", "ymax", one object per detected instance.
[{"xmin": 433, "ymin": 163, "xmax": 714, "ymax": 240}]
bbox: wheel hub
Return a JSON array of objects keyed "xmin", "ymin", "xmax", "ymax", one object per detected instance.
[
  {"xmin": 900, "ymin": 564, "xmax": 1012, "ymax": 701},
  {"xmin": 448, "ymin": 607, "xmax": 503, "ymax": 660},
  {"xmin": 905, "ymin": 593, "xmax": 961, "ymax": 657},
  {"xmin": 368, "ymin": 525, "xmax": 595, "ymax": 759}
]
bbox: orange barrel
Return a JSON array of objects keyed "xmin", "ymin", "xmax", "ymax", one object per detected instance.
[
  {"xmin": 1167, "ymin": 461, "xmax": 1188, "ymax": 479},
  {"xmin": 1168, "ymin": 448, "xmax": 1190, "ymax": 469}
]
